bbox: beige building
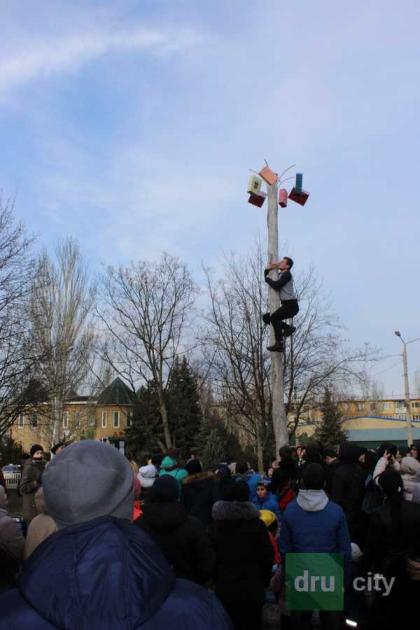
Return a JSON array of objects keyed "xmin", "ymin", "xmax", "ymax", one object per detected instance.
[{"xmin": 10, "ymin": 378, "xmax": 136, "ymax": 454}]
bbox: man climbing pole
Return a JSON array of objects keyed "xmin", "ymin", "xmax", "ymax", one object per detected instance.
[{"xmin": 263, "ymin": 256, "xmax": 299, "ymax": 353}]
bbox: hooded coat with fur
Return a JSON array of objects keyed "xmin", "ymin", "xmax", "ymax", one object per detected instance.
[{"xmin": 208, "ymin": 500, "xmax": 273, "ymax": 606}]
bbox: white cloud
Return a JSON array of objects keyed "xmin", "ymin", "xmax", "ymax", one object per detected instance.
[{"xmin": 0, "ymin": 26, "xmax": 200, "ymax": 94}]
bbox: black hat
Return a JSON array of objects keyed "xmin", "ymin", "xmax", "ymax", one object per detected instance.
[
  {"xmin": 149, "ymin": 476, "xmax": 179, "ymax": 503},
  {"xmin": 30, "ymin": 444, "xmax": 44, "ymax": 457},
  {"xmin": 225, "ymin": 480, "xmax": 250, "ymax": 502}
]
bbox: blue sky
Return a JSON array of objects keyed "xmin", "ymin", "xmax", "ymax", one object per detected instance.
[{"xmin": 1, "ymin": 0, "xmax": 420, "ymax": 396}]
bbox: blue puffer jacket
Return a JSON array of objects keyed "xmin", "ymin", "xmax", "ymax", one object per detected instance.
[
  {"xmin": 0, "ymin": 516, "xmax": 232, "ymax": 630},
  {"xmin": 279, "ymin": 490, "xmax": 352, "ymax": 583},
  {"xmin": 252, "ymin": 492, "xmax": 282, "ymax": 522}
]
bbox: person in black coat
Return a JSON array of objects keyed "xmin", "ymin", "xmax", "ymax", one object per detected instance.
[
  {"xmin": 135, "ymin": 476, "xmax": 215, "ymax": 585},
  {"xmin": 208, "ymin": 480, "xmax": 274, "ymax": 630},
  {"xmin": 364, "ymin": 469, "xmax": 420, "ymax": 629},
  {"xmin": 181, "ymin": 459, "xmax": 215, "ymax": 527},
  {"xmin": 19, "ymin": 444, "xmax": 45, "ymax": 524},
  {"xmin": 331, "ymin": 442, "xmax": 367, "ymax": 546}
]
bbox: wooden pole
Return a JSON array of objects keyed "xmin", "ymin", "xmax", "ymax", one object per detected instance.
[{"xmin": 266, "ymin": 180, "xmax": 289, "ymax": 454}]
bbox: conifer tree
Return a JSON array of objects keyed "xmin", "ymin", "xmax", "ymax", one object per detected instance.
[
  {"xmin": 167, "ymin": 357, "xmax": 203, "ymax": 460},
  {"xmin": 314, "ymin": 388, "xmax": 347, "ymax": 448},
  {"xmin": 125, "ymin": 357, "xmax": 203, "ymax": 461},
  {"xmin": 125, "ymin": 381, "xmax": 163, "ymax": 461}
]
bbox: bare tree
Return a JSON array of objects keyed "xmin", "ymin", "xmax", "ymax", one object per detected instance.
[
  {"xmin": 0, "ymin": 200, "xmax": 38, "ymax": 437},
  {"xmin": 201, "ymin": 246, "xmax": 377, "ymax": 464},
  {"xmin": 29, "ymin": 238, "xmax": 96, "ymax": 445},
  {"xmin": 97, "ymin": 252, "xmax": 197, "ymax": 450},
  {"xmin": 284, "ymin": 268, "xmax": 377, "ymax": 436},
  {"xmin": 202, "ymin": 247, "xmax": 272, "ymax": 471}
]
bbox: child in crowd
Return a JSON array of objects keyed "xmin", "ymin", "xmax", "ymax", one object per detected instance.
[{"xmin": 252, "ymin": 482, "xmax": 282, "ymax": 523}]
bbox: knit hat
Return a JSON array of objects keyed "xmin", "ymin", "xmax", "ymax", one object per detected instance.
[
  {"xmin": 149, "ymin": 476, "xmax": 179, "ymax": 503},
  {"xmin": 43, "ymin": 440, "xmax": 134, "ymax": 529},
  {"xmin": 185, "ymin": 459, "xmax": 203, "ymax": 475},
  {"xmin": 259, "ymin": 509, "xmax": 277, "ymax": 528},
  {"xmin": 138, "ymin": 464, "xmax": 158, "ymax": 488},
  {"xmin": 30, "ymin": 444, "xmax": 44, "ymax": 457}
]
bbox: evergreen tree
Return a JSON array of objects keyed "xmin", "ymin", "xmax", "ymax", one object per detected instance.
[
  {"xmin": 314, "ymin": 388, "xmax": 347, "ymax": 449},
  {"xmin": 125, "ymin": 381, "xmax": 163, "ymax": 462},
  {"xmin": 167, "ymin": 357, "xmax": 203, "ymax": 460},
  {"xmin": 125, "ymin": 357, "xmax": 203, "ymax": 462},
  {"xmin": 195, "ymin": 411, "xmax": 245, "ymax": 469}
]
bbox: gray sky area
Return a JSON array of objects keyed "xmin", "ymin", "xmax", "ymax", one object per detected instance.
[{"xmin": 1, "ymin": 1, "xmax": 419, "ymax": 396}]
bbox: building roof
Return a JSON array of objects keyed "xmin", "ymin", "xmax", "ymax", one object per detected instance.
[{"xmin": 96, "ymin": 377, "xmax": 137, "ymax": 406}]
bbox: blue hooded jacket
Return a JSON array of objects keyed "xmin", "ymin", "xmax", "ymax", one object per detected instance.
[
  {"xmin": 251, "ymin": 492, "xmax": 282, "ymax": 523},
  {"xmin": 0, "ymin": 516, "xmax": 232, "ymax": 630}
]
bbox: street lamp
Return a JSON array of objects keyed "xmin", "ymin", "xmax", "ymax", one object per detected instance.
[{"xmin": 394, "ymin": 331, "xmax": 420, "ymax": 446}]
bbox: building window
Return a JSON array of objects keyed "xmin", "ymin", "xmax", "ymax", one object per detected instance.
[
  {"xmin": 88, "ymin": 415, "xmax": 96, "ymax": 427},
  {"xmin": 127, "ymin": 410, "xmax": 133, "ymax": 427},
  {"xmin": 17, "ymin": 414, "xmax": 24, "ymax": 427},
  {"xmin": 74, "ymin": 411, "xmax": 81, "ymax": 428},
  {"xmin": 113, "ymin": 411, "xmax": 120, "ymax": 429},
  {"xmin": 101, "ymin": 411, "xmax": 107, "ymax": 428},
  {"xmin": 412, "ymin": 402, "xmax": 420, "ymax": 408},
  {"xmin": 384, "ymin": 402, "xmax": 392, "ymax": 410},
  {"xmin": 356, "ymin": 403, "xmax": 364, "ymax": 411},
  {"xmin": 62, "ymin": 412, "xmax": 69, "ymax": 428},
  {"xmin": 30, "ymin": 414, "xmax": 38, "ymax": 428}
]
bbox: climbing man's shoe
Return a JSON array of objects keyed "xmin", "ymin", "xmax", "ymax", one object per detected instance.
[
  {"xmin": 267, "ymin": 342, "xmax": 284, "ymax": 353},
  {"xmin": 262, "ymin": 312, "xmax": 271, "ymax": 325}
]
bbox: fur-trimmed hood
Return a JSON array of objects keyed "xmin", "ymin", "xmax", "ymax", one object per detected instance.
[
  {"xmin": 212, "ymin": 500, "xmax": 259, "ymax": 521},
  {"xmin": 183, "ymin": 471, "xmax": 214, "ymax": 486}
]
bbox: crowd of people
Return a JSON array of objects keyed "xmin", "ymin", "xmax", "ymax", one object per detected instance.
[{"xmin": 1, "ymin": 438, "xmax": 420, "ymax": 629}]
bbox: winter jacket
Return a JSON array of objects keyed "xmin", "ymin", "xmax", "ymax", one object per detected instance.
[
  {"xmin": 278, "ymin": 486, "xmax": 296, "ymax": 513},
  {"xmin": 159, "ymin": 457, "xmax": 188, "ymax": 490},
  {"xmin": 363, "ymin": 500, "xmax": 420, "ymax": 629},
  {"xmin": 135, "ymin": 501, "xmax": 215, "ymax": 585},
  {"xmin": 251, "ymin": 492, "xmax": 282, "ymax": 522},
  {"xmin": 19, "ymin": 459, "xmax": 45, "ymax": 524},
  {"xmin": 0, "ymin": 508, "xmax": 25, "ymax": 564},
  {"xmin": 331, "ymin": 443, "xmax": 367, "ymax": 544},
  {"xmin": 280, "ymin": 490, "xmax": 352, "ymax": 581},
  {"xmin": 0, "ymin": 516, "xmax": 232, "ymax": 630},
  {"xmin": 209, "ymin": 500, "xmax": 274, "ymax": 606},
  {"xmin": 181, "ymin": 471, "xmax": 215, "ymax": 526},
  {"xmin": 400, "ymin": 456, "xmax": 420, "ymax": 502}
]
